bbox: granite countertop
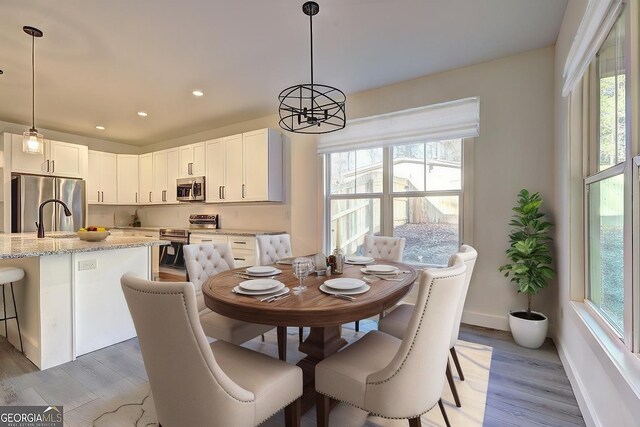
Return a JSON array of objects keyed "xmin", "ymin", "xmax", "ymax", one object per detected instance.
[
  {"xmin": 0, "ymin": 232, "xmax": 169, "ymax": 260},
  {"xmin": 112, "ymin": 226, "xmax": 163, "ymax": 232},
  {"xmin": 188, "ymin": 229, "xmax": 286, "ymax": 237}
]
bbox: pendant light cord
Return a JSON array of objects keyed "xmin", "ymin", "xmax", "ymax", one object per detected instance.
[
  {"xmin": 31, "ymin": 34, "xmax": 35, "ymax": 129},
  {"xmin": 309, "ymin": 11, "xmax": 314, "ymax": 92}
]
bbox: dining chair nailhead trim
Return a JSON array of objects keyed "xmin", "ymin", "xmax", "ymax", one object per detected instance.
[
  {"xmin": 317, "ymin": 390, "xmax": 437, "ymax": 421},
  {"xmin": 122, "ymin": 283, "xmax": 255, "ymax": 405}
]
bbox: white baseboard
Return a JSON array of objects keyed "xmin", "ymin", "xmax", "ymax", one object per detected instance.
[
  {"xmin": 461, "ymin": 310, "xmax": 510, "ymax": 331},
  {"xmin": 555, "ymin": 338, "xmax": 599, "ymax": 427}
]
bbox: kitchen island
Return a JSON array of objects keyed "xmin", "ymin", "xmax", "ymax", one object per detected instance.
[{"xmin": 0, "ymin": 233, "xmax": 168, "ymax": 369}]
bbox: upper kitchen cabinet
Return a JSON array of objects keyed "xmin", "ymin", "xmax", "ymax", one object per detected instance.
[
  {"xmin": 242, "ymin": 129, "xmax": 283, "ymax": 202},
  {"xmin": 88, "ymin": 150, "xmax": 117, "ymax": 204},
  {"xmin": 10, "ymin": 134, "xmax": 87, "ymax": 178},
  {"xmin": 139, "ymin": 153, "xmax": 154, "ymax": 204},
  {"xmin": 152, "ymin": 148, "xmax": 179, "ymax": 204},
  {"xmin": 205, "ymin": 129, "xmax": 283, "ymax": 203},
  {"xmin": 117, "ymin": 154, "xmax": 140, "ymax": 204},
  {"xmin": 178, "ymin": 142, "xmax": 205, "ymax": 178}
]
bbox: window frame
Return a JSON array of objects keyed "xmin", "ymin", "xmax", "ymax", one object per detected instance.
[
  {"xmin": 324, "ymin": 138, "xmax": 472, "ymax": 268},
  {"xmin": 583, "ymin": 5, "xmax": 636, "ymax": 349}
]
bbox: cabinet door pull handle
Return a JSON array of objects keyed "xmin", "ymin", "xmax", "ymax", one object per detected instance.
[
  {"xmin": 97, "ymin": 190, "xmax": 100, "ymax": 202},
  {"xmin": 233, "ymin": 241, "xmax": 246, "ymax": 245},
  {"xmin": 135, "ymin": 192, "xmax": 138, "ymax": 203},
  {"xmin": 234, "ymin": 257, "xmax": 246, "ymax": 261},
  {"xmin": 242, "ymin": 184, "xmax": 245, "ymax": 198},
  {"xmin": 222, "ymin": 186, "xmax": 225, "ymax": 199},
  {"xmin": 46, "ymin": 160, "xmax": 50, "ymax": 172},
  {"xmin": 149, "ymin": 191, "xmax": 152, "ymax": 202},
  {"xmin": 188, "ymin": 162, "xmax": 193, "ymax": 175},
  {"xmin": 218, "ymin": 186, "xmax": 222, "ymax": 199},
  {"xmin": 202, "ymin": 239, "xmax": 213, "ymax": 242},
  {"xmin": 51, "ymin": 160, "xmax": 55, "ymax": 173}
]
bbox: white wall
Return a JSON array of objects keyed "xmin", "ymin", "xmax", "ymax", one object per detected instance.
[{"xmin": 553, "ymin": 1, "xmax": 640, "ymax": 426}]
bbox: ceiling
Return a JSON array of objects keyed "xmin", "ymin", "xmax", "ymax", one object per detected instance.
[{"xmin": 0, "ymin": 0, "xmax": 568, "ymax": 146}]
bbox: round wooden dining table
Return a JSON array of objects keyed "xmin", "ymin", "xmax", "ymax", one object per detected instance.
[{"xmin": 203, "ymin": 260, "xmax": 418, "ymax": 412}]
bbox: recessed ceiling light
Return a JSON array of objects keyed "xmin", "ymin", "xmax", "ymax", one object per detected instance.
[
  {"xmin": 192, "ymin": 90, "xmax": 204, "ymax": 97},
  {"xmin": 96, "ymin": 125, "xmax": 106, "ymax": 130},
  {"xmin": 137, "ymin": 111, "xmax": 148, "ymax": 117}
]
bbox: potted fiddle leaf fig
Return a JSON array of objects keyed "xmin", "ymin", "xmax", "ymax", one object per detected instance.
[{"xmin": 499, "ymin": 189, "xmax": 554, "ymax": 349}]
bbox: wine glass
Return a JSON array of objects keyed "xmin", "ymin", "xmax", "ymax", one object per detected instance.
[{"xmin": 292, "ymin": 257, "xmax": 314, "ymax": 293}]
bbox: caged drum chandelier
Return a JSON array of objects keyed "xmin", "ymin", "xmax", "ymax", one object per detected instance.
[{"xmin": 278, "ymin": 1, "xmax": 346, "ymax": 134}]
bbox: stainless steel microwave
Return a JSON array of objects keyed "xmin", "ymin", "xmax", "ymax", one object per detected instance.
[{"xmin": 177, "ymin": 176, "xmax": 205, "ymax": 202}]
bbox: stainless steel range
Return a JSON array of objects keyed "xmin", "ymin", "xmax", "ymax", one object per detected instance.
[
  {"xmin": 158, "ymin": 228, "xmax": 190, "ymax": 280},
  {"xmin": 189, "ymin": 214, "xmax": 219, "ymax": 229},
  {"xmin": 157, "ymin": 215, "xmax": 219, "ymax": 281}
]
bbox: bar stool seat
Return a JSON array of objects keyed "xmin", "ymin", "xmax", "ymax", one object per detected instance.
[{"xmin": 0, "ymin": 267, "xmax": 25, "ymax": 353}]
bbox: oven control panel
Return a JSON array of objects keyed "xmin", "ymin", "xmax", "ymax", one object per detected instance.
[{"xmin": 188, "ymin": 214, "xmax": 219, "ymax": 229}]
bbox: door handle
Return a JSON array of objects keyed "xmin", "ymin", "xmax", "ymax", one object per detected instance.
[{"xmin": 51, "ymin": 160, "xmax": 55, "ymax": 173}]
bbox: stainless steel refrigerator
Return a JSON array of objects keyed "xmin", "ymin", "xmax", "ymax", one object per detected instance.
[{"xmin": 11, "ymin": 174, "xmax": 86, "ymax": 233}]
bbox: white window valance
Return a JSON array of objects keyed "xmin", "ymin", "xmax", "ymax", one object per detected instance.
[
  {"xmin": 562, "ymin": 0, "xmax": 623, "ymax": 97},
  {"xmin": 317, "ymin": 97, "xmax": 479, "ymax": 154}
]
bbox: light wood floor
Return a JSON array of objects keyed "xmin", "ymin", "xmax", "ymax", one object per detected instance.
[
  {"xmin": 460, "ymin": 325, "xmax": 585, "ymax": 426},
  {"xmin": 0, "ymin": 323, "xmax": 584, "ymax": 426}
]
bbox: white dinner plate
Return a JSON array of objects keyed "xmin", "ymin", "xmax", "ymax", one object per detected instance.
[
  {"xmin": 244, "ymin": 267, "xmax": 282, "ymax": 277},
  {"xmin": 233, "ymin": 281, "xmax": 285, "ymax": 295},
  {"xmin": 238, "ymin": 278, "xmax": 282, "ymax": 291},
  {"xmin": 345, "ymin": 256, "xmax": 375, "ymax": 265},
  {"xmin": 361, "ymin": 264, "xmax": 399, "ymax": 275},
  {"xmin": 320, "ymin": 283, "xmax": 371, "ymax": 296},
  {"xmin": 246, "ymin": 266, "xmax": 278, "ymax": 275},
  {"xmin": 323, "ymin": 278, "xmax": 367, "ymax": 290}
]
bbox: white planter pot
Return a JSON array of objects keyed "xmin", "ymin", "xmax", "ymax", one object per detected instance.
[{"xmin": 508, "ymin": 310, "xmax": 548, "ymax": 349}]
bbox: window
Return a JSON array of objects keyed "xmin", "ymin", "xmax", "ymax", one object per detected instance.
[
  {"xmin": 585, "ymin": 9, "xmax": 629, "ymax": 337},
  {"xmin": 326, "ymin": 140, "xmax": 465, "ymax": 267}
]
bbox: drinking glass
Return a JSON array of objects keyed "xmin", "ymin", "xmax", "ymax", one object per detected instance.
[{"xmin": 292, "ymin": 257, "xmax": 314, "ymax": 292}]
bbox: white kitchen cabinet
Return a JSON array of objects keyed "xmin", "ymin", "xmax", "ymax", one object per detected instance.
[
  {"xmin": 179, "ymin": 142, "xmax": 205, "ymax": 178},
  {"xmin": 205, "ymin": 138, "xmax": 225, "ymax": 202},
  {"xmin": 117, "ymin": 155, "xmax": 139, "ymax": 204},
  {"xmin": 152, "ymin": 148, "xmax": 178, "ymax": 204},
  {"xmin": 242, "ymin": 129, "xmax": 283, "ymax": 202},
  {"xmin": 205, "ymin": 129, "xmax": 283, "ymax": 203},
  {"xmin": 10, "ymin": 134, "xmax": 87, "ymax": 178},
  {"xmin": 87, "ymin": 150, "xmax": 117, "ymax": 204},
  {"xmin": 139, "ymin": 153, "xmax": 154, "ymax": 203},
  {"xmin": 189, "ymin": 233, "xmax": 228, "ymax": 245}
]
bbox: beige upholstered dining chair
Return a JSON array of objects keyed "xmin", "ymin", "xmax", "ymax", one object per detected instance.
[
  {"xmin": 183, "ymin": 243, "xmax": 274, "ymax": 345},
  {"xmin": 315, "ymin": 260, "xmax": 467, "ymax": 427},
  {"xmin": 256, "ymin": 234, "xmax": 293, "ymax": 265},
  {"xmin": 354, "ymin": 234, "xmax": 406, "ymax": 332},
  {"xmin": 121, "ymin": 273, "xmax": 302, "ymax": 427},
  {"xmin": 362, "ymin": 234, "xmax": 406, "ymax": 262},
  {"xmin": 378, "ymin": 244, "xmax": 478, "ymax": 408}
]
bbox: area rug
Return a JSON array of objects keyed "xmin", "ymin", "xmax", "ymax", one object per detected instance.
[{"xmin": 65, "ymin": 329, "xmax": 491, "ymax": 427}]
